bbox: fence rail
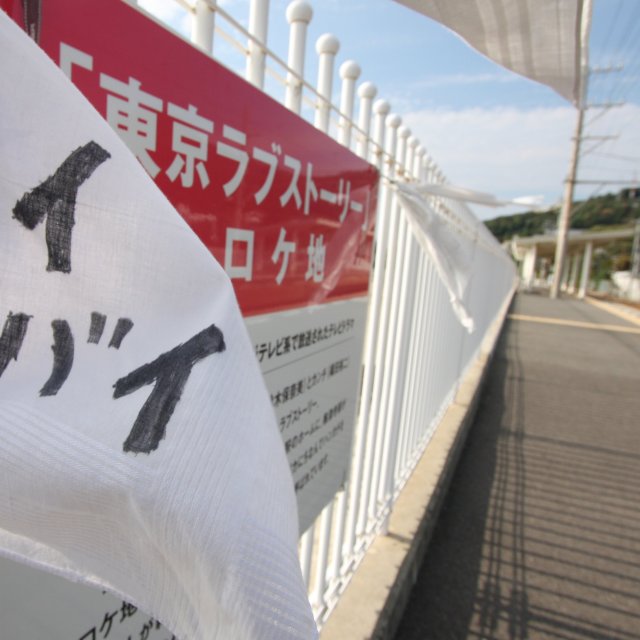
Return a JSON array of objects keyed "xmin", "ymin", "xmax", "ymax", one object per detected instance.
[{"xmin": 132, "ymin": 0, "xmax": 517, "ymax": 628}]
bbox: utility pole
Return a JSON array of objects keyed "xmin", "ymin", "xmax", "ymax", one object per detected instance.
[{"xmin": 550, "ymin": 0, "xmax": 593, "ymax": 299}]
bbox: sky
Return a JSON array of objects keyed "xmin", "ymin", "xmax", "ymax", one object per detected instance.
[{"xmin": 138, "ymin": 0, "xmax": 640, "ymax": 221}]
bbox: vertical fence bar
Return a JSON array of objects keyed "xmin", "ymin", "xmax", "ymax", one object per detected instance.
[
  {"xmin": 246, "ymin": 0, "xmax": 270, "ymax": 89},
  {"xmin": 363, "ymin": 117, "xmax": 406, "ymax": 529},
  {"xmin": 311, "ymin": 33, "xmax": 340, "ymax": 611},
  {"xmin": 314, "ymin": 34, "xmax": 340, "ymax": 132},
  {"xmin": 326, "ymin": 57, "xmax": 362, "ymax": 593},
  {"xmin": 356, "ymin": 82, "xmax": 377, "ymax": 160},
  {"xmin": 285, "ymin": 1, "xmax": 312, "ymax": 114},
  {"xmin": 395, "ymin": 239, "xmax": 423, "ymax": 482},
  {"xmin": 370, "ymin": 98, "xmax": 389, "ymax": 169},
  {"xmin": 192, "ymin": 0, "xmax": 216, "ymax": 54},
  {"xmin": 394, "ymin": 141, "xmax": 424, "ymax": 485},
  {"xmin": 300, "ymin": 525, "xmax": 314, "ymax": 590},
  {"xmin": 337, "ymin": 61, "xmax": 361, "ymax": 147},
  {"xmin": 284, "ymin": 0, "xmax": 313, "ymax": 602},
  {"xmin": 378, "ymin": 132, "xmax": 417, "ymax": 528},
  {"xmin": 412, "ymin": 254, "xmax": 431, "ymax": 453},
  {"xmin": 412, "ymin": 151, "xmax": 431, "ymax": 453},
  {"xmin": 418, "ymin": 259, "xmax": 438, "ymax": 447},
  {"xmin": 356, "ymin": 112, "xmax": 401, "ymax": 538},
  {"xmin": 343, "ymin": 98, "xmax": 391, "ymax": 563},
  {"xmin": 369, "ymin": 124, "xmax": 410, "ymax": 522}
]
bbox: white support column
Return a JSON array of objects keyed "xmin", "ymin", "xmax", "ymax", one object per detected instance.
[
  {"xmin": 192, "ymin": 0, "xmax": 216, "ymax": 54},
  {"xmin": 560, "ymin": 257, "xmax": 571, "ymax": 292},
  {"xmin": 568, "ymin": 253, "xmax": 581, "ymax": 294},
  {"xmin": 521, "ymin": 245, "xmax": 537, "ymax": 290},
  {"xmin": 370, "ymin": 99, "xmax": 390, "ymax": 169},
  {"xmin": 578, "ymin": 241, "xmax": 593, "ymax": 299},
  {"xmin": 337, "ymin": 61, "xmax": 361, "ymax": 147},
  {"xmin": 314, "ymin": 34, "xmax": 340, "ymax": 133},
  {"xmin": 285, "ymin": 1, "xmax": 312, "ymax": 115},
  {"xmin": 355, "ymin": 82, "xmax": 377, "ymax": 160},
  {"xmin": 246, "ymin": 0, "xmax": 270, "ymax": 89}
]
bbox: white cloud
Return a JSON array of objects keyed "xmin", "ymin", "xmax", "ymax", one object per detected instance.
[
  {"xmin": 138, "ymin": 0, "xmax": 192, "ymax": 38},
  {"xmin": 403, "ymin": 106, "xmax": 574, "ymax": 218},
  {"xmin": 403, "ymin": 103, "xmax": 640, "ymax": 220}
]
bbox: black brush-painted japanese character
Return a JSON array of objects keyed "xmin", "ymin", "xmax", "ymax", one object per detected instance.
[
  {"xmin": 87, "ymin": 313, "xmax": 133, "ymax": 349},
  {"xmin": 88, "ymin": 312, "xmax": 107, "ymax": 344},
  {"xmin": 114, "ymin": 324, "xmax": 226, "ymax": 454},
  {"xmin": 13, "ymin": 141, "xmax": 110, "ymax": 273},
  {"xmin": 109, "ymin": 317, "xmax": 134, "ymax": 349},
  {"xmin": 40, "ymin": 320, "xmax": 74, "ymax": 396},
  {"xmin": 0, "ymin": 312, "xmax": 31, "ymax": 379}
]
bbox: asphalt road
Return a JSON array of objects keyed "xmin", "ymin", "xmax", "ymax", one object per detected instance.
[{"xmin": 393, "ymin": 292, "xmax": 640, "ymax": 640}]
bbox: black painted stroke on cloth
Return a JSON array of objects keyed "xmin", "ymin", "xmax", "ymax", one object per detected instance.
[
  {"xmin": 40, "ymin": 320, "xmax": 74, "ymax": 396},
  {"xmin": 88, "ymin": 312, "xmax": 107, "ymax": 344},
  {"xmin": 114, "ymin": 324, "xmax": 226, "ymax": 454},
  {"xmin": 109, "ymin": 318, "xmax": 134, "ymax": 349},
  {"xmin": 13, "ymin": 141, "xmax": 111, "ymax": 273},
  {"xmin": 0, "ymin": 312, "xmax": 31, "ymax": 378}
]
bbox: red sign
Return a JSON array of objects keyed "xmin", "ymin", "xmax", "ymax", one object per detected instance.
[{"xmin": 4, "ymin": 0, "xmax": 378, "ymax": 317}]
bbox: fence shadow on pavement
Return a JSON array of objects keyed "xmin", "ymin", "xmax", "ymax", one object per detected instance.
[{"xmin": 394, "ymin": 295, "xmax": 640, "ymax": 640}]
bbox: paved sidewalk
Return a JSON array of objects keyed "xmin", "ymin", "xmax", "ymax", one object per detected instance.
[{"xmin": 394, "ymin": 292, "xmax": 640, "ymax": 640}]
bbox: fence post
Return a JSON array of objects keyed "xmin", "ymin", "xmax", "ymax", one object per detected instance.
[
  {"xmin": 342, "ymin": 97, "xmax": 390, "ymax": 563},
  {"xmin": 311, "ymin": 34, "xmax": 342, "ymax": 597},
  {"xmin": 285, "ymin": 1, "xmax": 312, "ymax": 114},
  {"xmin": 370, "ymin": 98, "xmax": 390, "ymax": 169},
  {"xmin": 246, "ymin": 0, "xmax": 270, "ymax": 89},
  {"xmin": 373, "ymin": 125, "xmax": 411, "ymax": 521},
  {"xmin": 414, "ymin": 145, "xmax": 425, "ymax": 181},
  {"xmin": 357, "ymin": 113, "xmax": 402, "ymax": 536},
  {"xmin": 395, "ymin": 125, "xmax": 410, "ymax": 179},
  {"xmin": 193, "ymin": 0, "xmax": 216, "ymax": 54},
  {"xmin": 323, "ymin": 58, "xmax": 363, "ymax": 592},
  {"xmin": 355, "ymin": 82, "xmax": 377, "ymax": 160},
  {"xmin": 381, "ymin": 136, "xmax": 420, "ymax": 528},
  {"xmin": 337, "ymin": 61, "xmax": 361, "ymax": 147},
  {"xmin": 314, "ymin": 34, "xmax": 340, "ymax": 133}
]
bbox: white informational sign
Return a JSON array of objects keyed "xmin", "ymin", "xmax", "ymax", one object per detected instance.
[
  {"xmin": 247, "ymin": 298, "xmax": 368, "ymax": 533},
  {"xmin": 0, "ymin": 555, "xmax": 174, "ymax": 639}
]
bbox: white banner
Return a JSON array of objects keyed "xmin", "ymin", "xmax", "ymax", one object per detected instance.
[
  {"xmin": 395, "ymin": 0, "xmax": 587, "ymax": 105},
  {"xmin": 396, "ymin": 183, "xmax": 476, "ymax": 332},
  {"xmin": 0, "ymin": 11, "xmax": 316, "ymax": 640}
]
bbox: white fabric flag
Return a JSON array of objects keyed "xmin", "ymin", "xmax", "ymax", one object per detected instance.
[
  {"xmin": 0, "ymin": 11, "xmax": 316, "ymax": 640},
  {"xmin": 395, "ymin": 0, "xmax": 586, "ymax": 105},
  {"xmin": 395, "ymin": 183, "xmax": 476, "ymax": 333},
  {"xmin": 410, "ymin": 182, "xmax": 545, "ymax": 210}
]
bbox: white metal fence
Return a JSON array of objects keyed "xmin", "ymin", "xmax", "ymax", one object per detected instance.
[{"xmin": 133, "ymin": 0, "xmax": 517, "ymax": 628}]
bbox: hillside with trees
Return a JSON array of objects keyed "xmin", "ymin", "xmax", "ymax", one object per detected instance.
[{"xmin": 484, "ymin": 189, "xmax": 640, "ymax": 243}]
